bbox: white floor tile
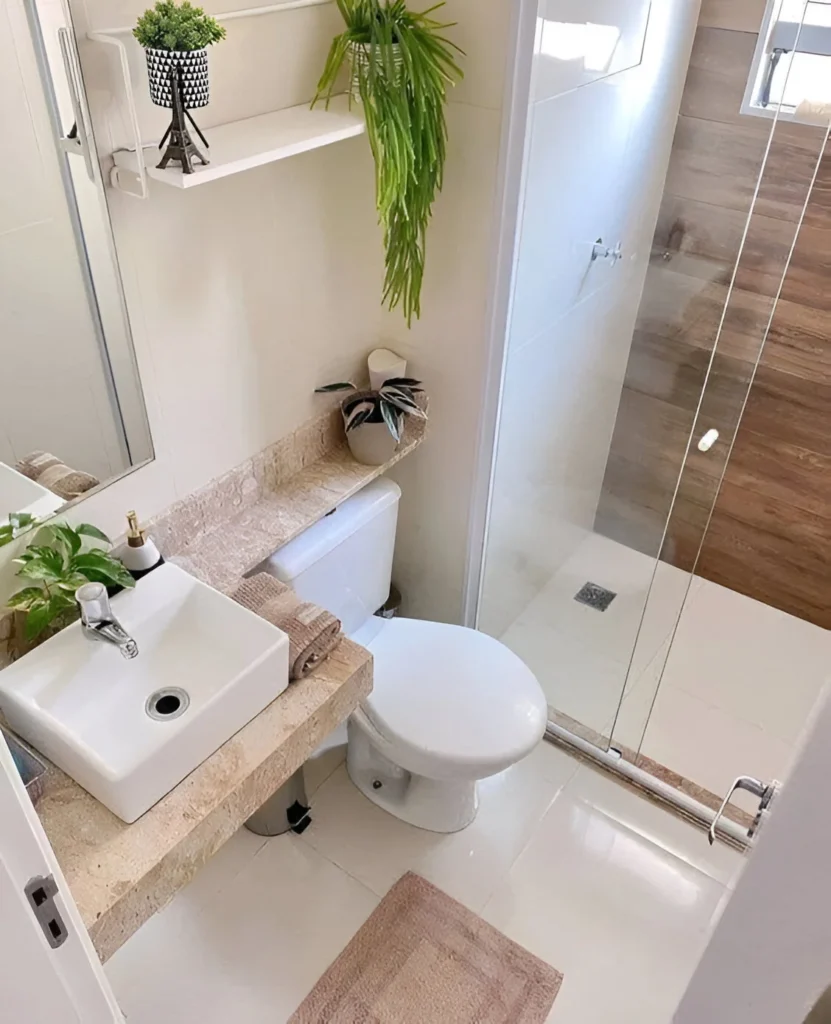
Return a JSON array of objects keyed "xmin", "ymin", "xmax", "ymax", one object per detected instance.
[
  {"xmin": 105, "ymin": 835, "xmax": 379, "ymax": 1023},
  {"xmin": 299, "ymin": 742, "xmax": 579, "ymax": 913},
  {"xmin": 500, "ymin": 535, "xmax": 696, "ymax": 736},
  {"xmin": 658, "ymin": 579, "xmax": 831, "ymax": 745},
  {"xmin": 482, "ymin": 766, "xmax": 738, "ymax": 1024},
  {"xmin": 501, "ymin": 615, "xmax": 628, "ymax": 735},
  {"xmin": 640, "ymin": 685, "xmax": 796, "ymax": 809},
  {"xmin": 611, "ymin": 639, "xmax": 671, "ymax": 752}
]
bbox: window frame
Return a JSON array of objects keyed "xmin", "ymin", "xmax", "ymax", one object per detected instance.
[{"xmin": 741, "ymin": 0, "xmax": 831, "ymax": 123}]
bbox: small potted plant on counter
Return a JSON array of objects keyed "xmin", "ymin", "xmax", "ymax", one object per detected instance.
[
  {"xmin": 134, "ymin": 0, "xmax": 225, "ymax": 109},
  {"xmin": 313, "ymin": 0, "xmax": 463, "ymax": 325},
  {"xmin": 316, "ymin": 377, "xmax": 426, "ymax": 466},
  {"xmin": 6, "ymin": 522, "xmax": 135, "ymax": 651}
]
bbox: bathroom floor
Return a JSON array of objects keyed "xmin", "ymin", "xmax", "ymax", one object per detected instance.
[
  {"xmin": 500, "ymin": 533, "xmax": 831, "ymax": 803},
  {"xmin": 105, "ymin": 742, "xmax": 743, "ymax": 1023}
]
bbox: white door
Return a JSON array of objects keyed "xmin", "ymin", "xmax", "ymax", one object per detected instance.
[
  {"xmin": 0, "ymin": 733, "xmax": 124, "ymax": 1022},
  {"xmin": 675, "ymin": 682, "xmax": 831, "ymax": 1023}
]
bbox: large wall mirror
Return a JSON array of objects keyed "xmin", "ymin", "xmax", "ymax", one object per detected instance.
[{"xmin": 1, "ymin": 0, "xmax": 152, "ymax": 540}]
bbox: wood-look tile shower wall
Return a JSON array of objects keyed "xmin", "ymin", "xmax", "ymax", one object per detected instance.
[{"xmin": 595, "ymin": 0, "xmax": 831, "ymax": 629}]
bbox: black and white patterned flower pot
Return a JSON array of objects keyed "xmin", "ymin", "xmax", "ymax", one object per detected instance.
[{"xmin": 145, "ymin": 47, "xmax": 210, "ymax": 109}]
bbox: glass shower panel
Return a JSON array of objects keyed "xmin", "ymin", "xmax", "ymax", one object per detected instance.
[
  {"xmin": 477, "ymin": 0, "xmax": 722, "ymax": 746},
  {"xmin": 479, "ymin": 0, "xmax": 829, "ymax": 762},
  {"xmin": 609, "ymin": 4, "xmax": 831, "ymax": 767}
]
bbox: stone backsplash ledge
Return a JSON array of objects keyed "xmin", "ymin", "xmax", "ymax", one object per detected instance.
[{"xmin": 0, "ymin": 400, "xmax": 426, "ymax": 661}]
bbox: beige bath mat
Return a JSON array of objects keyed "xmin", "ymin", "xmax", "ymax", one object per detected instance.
[{"xmin": 289, "ymin": 872, "xmax": 563, "ymax": 1023}]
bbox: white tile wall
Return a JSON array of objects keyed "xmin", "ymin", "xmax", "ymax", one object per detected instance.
[
  {"xmin": 478, "ymin": 0, "xmax": 701, "ymax": 637},
  {"xmin": 533, "ymin": 0, "xmax": 653, "ymax": 102}
]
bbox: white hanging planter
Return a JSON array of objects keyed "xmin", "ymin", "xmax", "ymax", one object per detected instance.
[{"xmin": 348, "ymin": 41, "xmax": 404, "ymax": 101}]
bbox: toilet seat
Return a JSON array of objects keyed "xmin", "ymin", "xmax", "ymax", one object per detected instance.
[{"xmin": 355, "ymin": 617, "xmax": 548, "ymax": 781}]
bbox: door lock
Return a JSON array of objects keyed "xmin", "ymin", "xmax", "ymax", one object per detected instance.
[
  {"xmin": 709, "ymin": 776, "xmax": 779, "ymax": 846},
  {"xmin": 25, "ymin": 875, "xmax": 69, "ymax": 949}
]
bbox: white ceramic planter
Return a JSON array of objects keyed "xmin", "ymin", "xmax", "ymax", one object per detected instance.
[{"xmin": 346, "ymin": 422, "xmax": 400, "ymax": 466}]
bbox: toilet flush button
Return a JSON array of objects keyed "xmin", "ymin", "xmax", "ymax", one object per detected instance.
[{"xmin": 698, "ymin": 429, "xmax": 720, "ymax": 452}]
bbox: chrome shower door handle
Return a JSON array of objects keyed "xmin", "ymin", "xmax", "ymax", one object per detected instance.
[
  {"xmin": 709, "ymin": 775, "xmax": 779, "ymax": 846},
  {"xmin": 57, "ymin": 26, "xmax": 96, "ymax": 182}
]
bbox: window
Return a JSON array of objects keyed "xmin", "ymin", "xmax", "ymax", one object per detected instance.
[{"xmin": 743, "ymin": 0, "xmax": 831, "ymax": 123}]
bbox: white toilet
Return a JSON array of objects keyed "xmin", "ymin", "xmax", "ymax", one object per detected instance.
[{"xmin": 264, "ymin": 479, "xmax": 547, "ymax": 833}]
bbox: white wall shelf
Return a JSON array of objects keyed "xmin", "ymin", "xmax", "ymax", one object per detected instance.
[
  {"xmin": 87, "ymin": 0, "xmax": 341, "ymax": 197},
  {"xmin": 112, "ymin": 98, "xmax": 364, "ymax": 190}
]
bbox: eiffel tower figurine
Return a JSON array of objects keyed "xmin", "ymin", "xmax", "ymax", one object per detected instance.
[{"xmin": 157, "ymin": 64, "xmax": 210, "ymax": 174}]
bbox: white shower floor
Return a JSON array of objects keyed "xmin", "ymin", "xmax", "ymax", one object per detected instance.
[{"xmin": 500, "ymin": 533, "xmax": 831, "ymax": 803}]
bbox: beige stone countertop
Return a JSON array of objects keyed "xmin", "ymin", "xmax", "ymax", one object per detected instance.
[
  {"xmin": 35, "ymin": 639, "xmax": 373, "ymax": 963},
  {"xmin": 169, "ymin": 425, "xmax": 425, "ymax": 595}
]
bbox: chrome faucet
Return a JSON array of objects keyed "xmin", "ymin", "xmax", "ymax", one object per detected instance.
[{"xmin": 76, "ymin": 583, "xmax": 139, "ymax": 660}]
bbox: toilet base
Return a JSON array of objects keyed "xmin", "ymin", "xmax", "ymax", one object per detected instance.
[{"xmin": 346, "ymin": 719, "xmax": 479, "ymax": 833}]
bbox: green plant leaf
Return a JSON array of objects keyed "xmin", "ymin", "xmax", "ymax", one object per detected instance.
[
  {"xmin": 134, "ymin": 0, "xmax": 226, "ymax": 51},
  {"xmin": 0, "ymin": 511, "xmax": 39, "ymax": 547},
  {"xmin": 56, "ymin": 574, "xmax": 95, "ymax": 594},
  {"xmin": 380, "ymin": 399, "xmax": 403, "ymax": 442},
  {"xmin": 5, "ymin": 587, "xmax": 46, "ymax": 611},
  {"xmin": 8, "ymin": 511, "xmax": 38, "ymax": 532},
  {"xmin": 47, "ymin": 524, "xmax": 83, "ymax": 559},
  {"xmin": 71, "ymin": 552, "xmax": 136, "ymax": 590},
  {"xmin": 22, "ymin": 591, "xmax": 75, "ymax": 641},
  {"xmin": 76, "ymin": 523, "xmax": 112, "ymax": 544},
  {"xmin": 15, "ymin": 546, "xmax": 65, "ymax": 582},
  {"xmin": 315, "ymin": 382, "xmax": 357, "ymax": 393},
  {"xmin": 344, "ymin": 399, "xmax": 376, "ymax": 431},
  {"xmin": 24, "ymin": 601, "xmax": 53, "ymax": 641},
  {"xmin": 381, "ymin": 390, "xmax": 427, "ymax": 418}
]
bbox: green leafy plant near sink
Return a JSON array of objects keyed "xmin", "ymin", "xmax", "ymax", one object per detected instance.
[{"xmin": 6, "ymin": 523, "xmax": 135, "ymax": 641}]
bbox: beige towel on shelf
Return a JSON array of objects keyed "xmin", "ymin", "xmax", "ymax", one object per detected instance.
[
  {"xmin": 15, "ymin": 451, "xmax": 99, "ymax": 501},
  {"xmin": 232, "ymin": 573, "xmax": 342, "ymax": 681}
]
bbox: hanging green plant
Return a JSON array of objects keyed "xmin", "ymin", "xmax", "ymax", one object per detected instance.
[{"xmin": 314, "ymin": 0, "xmax": 464, "ymax": 325}]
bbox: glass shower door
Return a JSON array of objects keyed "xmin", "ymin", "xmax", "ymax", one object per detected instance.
[
  {"xmin": 608, "ymin": 3, "xmax": 831, "ymax": 799},
  {"xmin": 478, "ymin": 0, "xmax": 830, "ymax": 769}
]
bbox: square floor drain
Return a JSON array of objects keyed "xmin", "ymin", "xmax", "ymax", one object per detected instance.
[{"xmin": 574, "ymin": 582, "xmax": 617, "ymax": 612}]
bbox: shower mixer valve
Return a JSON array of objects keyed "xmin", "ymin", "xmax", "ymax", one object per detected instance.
[{"xmin": 591, "ymin": 239, "xmax": 623, "ymax": 265}]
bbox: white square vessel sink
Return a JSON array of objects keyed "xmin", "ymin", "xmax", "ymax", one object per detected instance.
[{"xmin": 0, "ymin": 563, "xmax": 290, "ymax": 822}]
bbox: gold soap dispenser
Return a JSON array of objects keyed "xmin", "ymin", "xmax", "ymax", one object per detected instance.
[{"xmin": 120, "ymin": 510, "xmax": 164, "ymax": 581}]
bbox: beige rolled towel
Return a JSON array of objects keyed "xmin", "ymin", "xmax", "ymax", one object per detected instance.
[
  {"xmin": 232, "ymin": 573, "xmax": 342, "ymax": 681},
  {"xmin": 15, "ymin": 451, "xmax": 99, "ymax": 501}
]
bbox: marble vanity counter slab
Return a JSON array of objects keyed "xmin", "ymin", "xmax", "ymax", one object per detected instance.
[
  {"xmin": 169, "ymin": 429, "xmax": 424, "ymax": 595},
  {"xmin": 35, "ymin": 638, "xmax": 372, "ymax": 962}
]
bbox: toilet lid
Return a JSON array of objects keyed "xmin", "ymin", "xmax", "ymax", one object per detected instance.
[{"xmin": 360, "ymin": 618, "xmax": 547, "ymax": 771}]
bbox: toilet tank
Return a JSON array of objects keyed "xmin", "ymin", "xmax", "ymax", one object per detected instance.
[{"xmin": 259, "ymin": 478, "xmax": 401, "ymax": 637}]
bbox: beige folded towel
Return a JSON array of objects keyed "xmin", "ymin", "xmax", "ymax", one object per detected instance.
[
  {"xmin": 232, "ymin": 573, "xmax": 342, "ymax": 681},
  {"xmin": 15, "ymin": 451, "xmax": 99, "ymax": 501}
]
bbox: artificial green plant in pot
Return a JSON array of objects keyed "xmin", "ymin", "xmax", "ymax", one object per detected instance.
[
  {"xmin": 5, "ymin": 522, "xmax": 135, "ymax": 656},
  {"xmin": 134, "ymin": 1, "xmax": 225, "ymax": 110},
  {"xmin": 314, "ymin": 1, "xmax": 464, "ymax": 325},
  {"xmin": 316, "ymin": 377, "xmax": 426, "ymax": 465}
]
